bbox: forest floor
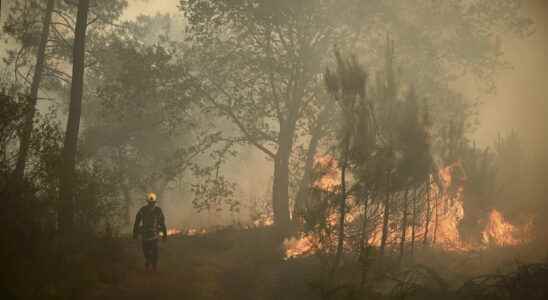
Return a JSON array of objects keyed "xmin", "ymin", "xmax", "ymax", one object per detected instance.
[
  {"xmin": 82, "ymin": 227, "xmax": 293, "ymax": 300},
  {"xmin": 80, "ymin": 227, "xmax": 547, "ymax": 300}
]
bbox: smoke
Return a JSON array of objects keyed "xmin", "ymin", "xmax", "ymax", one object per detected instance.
[
  {"xmin": 474, "ymin": 0, "xmax": 548, "ymax": 148},
  {"xmin": 161, "ymin": 146, "xmax": 273, "ymax": 230},
  {"xmin": 470, "ymin": 0, "xmax": 548, "ymax": 250},
  {"xmin": 122, "ymin": 0, "xmax": 180, "ymax": 20},
  {"xmin": 120, "ymin": 0, "xmax": 548, "ymax": 235}
]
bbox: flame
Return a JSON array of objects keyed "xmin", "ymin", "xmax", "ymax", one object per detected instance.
[
  {"xmin": 167, "ymin": 228, "xmax": 182, "ymax": 236},
  {"xmin": 283, "ymin": 234, "xmax": 319, "ymax": 259},
  {"xmin": 186, "ymin": 228, "xmax": 208, "ymax": 236},
  {"xmin": 425, "ymin": 164, "xmax": 530, "ymax": 251},
  {"xmin": 426, "ymin": 164, "xmax": 470, "ymax": 251},
  {"xmin": 312, "ymin": 155, "xmax": 340, "ymax": 192},
  {"xmin": 481, "ymin": 210, "xmax": 522, "ymax": 247},
  {"xmin": 165, "ymin": 227, "xmax": 208, "ymax": 237},
  {"xmin": 283, "ymin": 160, "xmax": 532, "ymax": 259},
  {"xmin": 253, "ymin": 214, "xmax": 274, "ymax": 227}
]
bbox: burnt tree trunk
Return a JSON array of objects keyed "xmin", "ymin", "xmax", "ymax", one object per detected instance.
[
  {"xmin": 359, "ymin": 188, "xmax": 371, "ymax": 287},
  {"xmin": 433, "ymin": 189, "xmax": 439, "ymax": 244},
  {"xmin": 399, "ymin": 188, "xmax": 409, "ymax": 260},
  {"xmin": 58, "ymin": 0, "xmax": 90, "ymax": 231},
  {"xmin": 294, "ymin": 108, "xmax": 328, "ymax": 221},
  {"xmin": 380, "ymin": 172, "xmax": 391, "ymax": 256},
  {"xmin": 14, "ymin": 0, "xmax": 55, "ymax": 181},
  {"xmin": 423, "ymin": 177, "xmax": 432, "ymax": 246},
  {"xmin": 333, "ymin": 131, "xmax": 351, "ymax": 273},
  {"xmin": 411, "ymin": 188, "xmax": 417, "ymax": 256},
  {"xmin": 272, "ymin": 118, "xmax": 295, "ymax": 232}
]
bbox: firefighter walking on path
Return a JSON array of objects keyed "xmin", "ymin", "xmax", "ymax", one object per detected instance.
[{"xmin": 133, "ymin": 192, "xmax": 167, "ymax": 272}]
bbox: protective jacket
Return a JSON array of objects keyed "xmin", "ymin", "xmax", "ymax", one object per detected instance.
[{"xmin": 133, "ymin": 205, "xmax": 167, "ymax": 241}]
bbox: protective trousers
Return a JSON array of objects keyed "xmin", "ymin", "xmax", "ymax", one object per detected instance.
[{"xmin": 142, "ymin": 239, "xmax": 159, "ymax": 269}]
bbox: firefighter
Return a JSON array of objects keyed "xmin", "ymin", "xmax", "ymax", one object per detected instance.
[{"xmin": 133, "ymin": 192, "xmax": 167, "ymax": 271}]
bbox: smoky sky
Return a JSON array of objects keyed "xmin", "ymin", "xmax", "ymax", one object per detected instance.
[
  {"xmin": 474, "ymin": 0, "xmax": 548, "ymax": 152},
  {"xmin": 124, "ymin": 0, "xmax": 548, "ymax": 151},
  {"xmin": 1, "ymin": 0, "xmax": 545, "ymax": 147}
]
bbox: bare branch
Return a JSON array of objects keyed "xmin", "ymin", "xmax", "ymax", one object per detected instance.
[{"xmin": 189, "ymin": 77, "xmax": 277, "ymax": 159}]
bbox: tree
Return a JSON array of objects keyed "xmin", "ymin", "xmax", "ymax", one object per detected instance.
[
  {"xmin": 180, "ymin": 0, "xmax": 531, "ymax": 233},
  {"xmin": 13, "ymin": 0, "xmax": 55, "ymax": 181},
  {"xmin": 395, "ymin": 86, "xmax": 431, "ymax": 258},
  {"xmin": 58, "ymin": 0, "xmax": 90, "ymax": 231},
  {"xmin": 293, "ymin": 104, "xmax": 332, "ymax": 221},
  {"xmin": 3, "ymin": 0, "xmax": 127, "ymax": 88},
  {"xmin": 4, "ymin": 0, "xmax": 128, "ymax": 230},
  {"xmin": 325, "ymin": 50, "xmax": 367, "ymax": 276},
  {"xmin": 83, "ymin": 22, "xmax": 233, "ymax": 224},
  {"xmin": 181, "ymin": 0, "xmax": 351, "ymax": 230},
  {"xmin": 4, "ymin": 0, "xmax": 128, "ymax": 185}
]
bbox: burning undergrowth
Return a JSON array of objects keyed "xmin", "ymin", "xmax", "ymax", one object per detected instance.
[
  {"xmin": 166, "ymin": 227, "xmax": 208, "ymax": 237},
  {"xmin": 283, "ymin": 156, "xmax": 534, "ymax": 260},
  {"xmin": 166, "ymin": 212, "xmax": 276, "ymax": 238}
]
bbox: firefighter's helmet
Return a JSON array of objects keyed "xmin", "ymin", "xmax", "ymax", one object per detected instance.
[{"xmin": 147, "ymin": 192, "xmax": 157, "ymax": 203}]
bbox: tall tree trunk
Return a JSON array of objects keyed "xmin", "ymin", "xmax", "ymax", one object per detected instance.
[
  {"xmin": 333, "ymin": 131, "xmax": 350, "ymax": 272},
  {"xmin": 58, "ymin": 0, "xmax": 90, "ymax": 232},
  {"xmin": 359, "ymin": 188, "xmax": 370, "ymax": 287},
  {"xmin": 411, "ymin": 188, "xmax": 417, "ymax": 256},
  {"xmin": 433, "ymin": 190, "xmax": 439, "ymax": 244},
  {"xmin": 294, "ymin": 108, "xmax": 328, "ymax": 221},
  {"xmin": 14, "ymin": 0, "xmax": 55, "ymax": 181},
  {"xmin": 380, "ymin": 172, "xmax": 391, "ymax": 256},
  {"xmin": 399, "ymin": 188, "xmax": 409, "ymax": 260},
  {"xmin": 272, "ymin": 120, "xmax": 294, "ymax": 232},
  {"xmin": 423, "ymin": 177, "xmax": 431, "ymax": 246}
]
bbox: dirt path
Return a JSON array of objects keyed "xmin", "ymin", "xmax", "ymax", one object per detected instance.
[{"xmin": 83, "ymin": 228, "xmax": 284, "ymax": 300}]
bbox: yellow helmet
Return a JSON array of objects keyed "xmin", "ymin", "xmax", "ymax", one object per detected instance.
[{"xmin": 147, "ymin": 192, "xmax": 157, "ymax": 203}]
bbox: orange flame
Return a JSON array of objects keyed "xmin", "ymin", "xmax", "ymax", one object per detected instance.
[
  {"xmin": 165, "ymin": 227, "xmax": 208, "ymax": 237},
  {"xmin": 313, "ymin": 155, "xmax": 340, "ymax": 192},
  {"xmin": 186, "ymin": 228, "xmax": 208, "ymax": 236},
  {"xmin": 481, "ymin": 210, "xmax": 524, "ymax": 247},
  {"xmin": 283, "ymin": 160, "xmax": 532, "ymax": 259},
  {"xmin": 283, "ymin": 234, "xmax": 319, "ymax": 259},
  {"xmin": 253, "ymin": 214, "xmax": 274, "ymax": 227},
  {"xmin": 167, "ymin": 228, "xmax": 182, "ymax": 236}
]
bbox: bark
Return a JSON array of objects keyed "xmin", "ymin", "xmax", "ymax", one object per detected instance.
[
  {"xmin": 294, "ymin": 108, "xmax": 328, "ymax": 221},
  {"xmin": 411, "ymin": 188, "xmax": 417, "ymax": 256},
  {"xmin": 399, "ymin": 188, "xmax": 409, "ymax": 260},
  {"xmin": 433, "ymin": 190, "xmax": 439, "ymax": 244},
  {"xmin": 359, "ymin": 188, "xmax": 370, "ymax": 287},
  {"xmin": 14, "ymin": 0, "xmax": 55, "ymax": 181},
  {"xmin": 333, "ymin": 131, "xmax": 350, "ymax": 271},
  {"xmin": 58, "ymin": 0, "xmax": 90, "ymax": 231},
  {"xmin": 423, "ymin": 178, "xmax": 432, "ymax": 246},
  {"xmin": 380, "ymin": 172, "xmax": 391, "ymax": 256},
  {"xmin": 328, "ymin": 128, "xmax": 351, "ymax": 284},
  {"xmin": 272, "ymin": 119, "xmax": 295, "ymax": 232}
]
